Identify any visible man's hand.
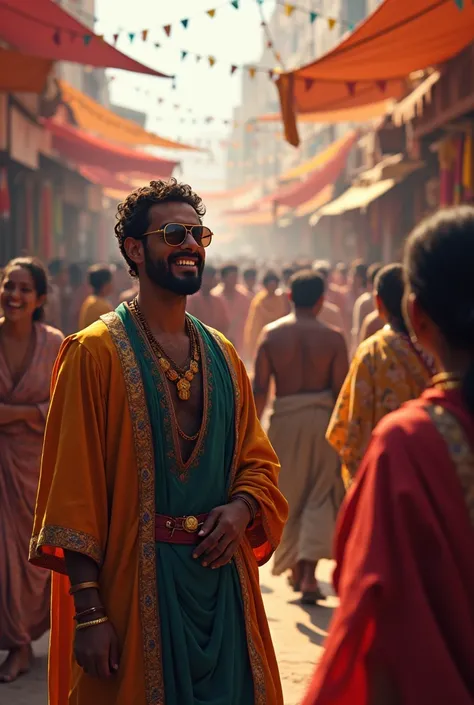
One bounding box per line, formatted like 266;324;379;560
74;620;120;679
193;500;252;569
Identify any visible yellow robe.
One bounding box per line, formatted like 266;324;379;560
327;326;432;487
29;317;288;705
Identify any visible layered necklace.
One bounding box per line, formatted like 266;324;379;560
130;298;200;403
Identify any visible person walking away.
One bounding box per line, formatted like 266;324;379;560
351;263;383;355
244;270;291;363
242;267;259;297
30;179;288;705
253;270;348;603
44;258;68;331
66;263;90;335
78;264;114;330
212;264;250;356
327;264;435;488
187;264;230;335
312;261;345;332
0;257;63;683
303;206;474;705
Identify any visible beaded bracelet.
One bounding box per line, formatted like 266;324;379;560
76;616;109;631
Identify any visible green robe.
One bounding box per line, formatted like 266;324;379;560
119;305;254;705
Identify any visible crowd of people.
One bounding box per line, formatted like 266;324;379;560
0;177;473;705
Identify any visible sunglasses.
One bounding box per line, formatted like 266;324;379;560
141;223;213;248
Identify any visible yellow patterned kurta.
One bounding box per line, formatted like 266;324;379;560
327;326;432;487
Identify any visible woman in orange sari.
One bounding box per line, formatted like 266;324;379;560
303;206;474;705
0;258;63;682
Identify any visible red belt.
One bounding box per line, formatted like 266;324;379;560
154;513;208;544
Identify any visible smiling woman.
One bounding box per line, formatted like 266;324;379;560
0;257;63;684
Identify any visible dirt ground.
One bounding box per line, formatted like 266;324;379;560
1;559;334;705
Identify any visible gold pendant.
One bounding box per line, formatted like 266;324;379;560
167;369;179;382
190;360;199;374
177;378;191;393
159;358;170;372
185;370;194;382
178;388;191;401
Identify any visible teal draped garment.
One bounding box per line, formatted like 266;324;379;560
118;305;254;705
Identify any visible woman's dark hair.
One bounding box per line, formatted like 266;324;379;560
404;206;474;413
114;178;206;277
290;269;324;308
2;257;48;322
374;264;408;335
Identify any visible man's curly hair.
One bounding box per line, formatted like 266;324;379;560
114;178;206;277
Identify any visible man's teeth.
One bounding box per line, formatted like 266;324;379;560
8;302;21;308
174;259;196;267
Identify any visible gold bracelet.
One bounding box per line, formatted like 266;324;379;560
69;581;100;596
76;616;109;631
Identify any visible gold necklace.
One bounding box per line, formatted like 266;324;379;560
431;372;462;390
130;298;200;402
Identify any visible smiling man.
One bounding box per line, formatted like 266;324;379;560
30;179;287;705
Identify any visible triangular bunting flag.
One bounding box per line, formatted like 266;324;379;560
208;56;216;66
275;51;281;61
328;18;336;30
207;9;216;18
83;34;92;45
97;34;104;41
52;29;61;45
154;42;161;48
454;0;464;8
231;0;239;8
196;55;202;63
113;33;119;43
284;4;295;17
346;81;356;96
304;78;313;92
158;97;164;104
376;80;387;93
141;30;149;41
181;50;188;60
128;33;135;42
181;18;189;28
310;11;318;23
163;25;171;37
266;39;273;49
348;22;355;31
268;70;275;81
248;67;257;79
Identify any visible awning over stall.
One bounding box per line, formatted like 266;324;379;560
0;48;53;93
319;180;396;216
277;0;474;146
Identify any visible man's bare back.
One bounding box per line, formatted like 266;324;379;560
253;312;348;417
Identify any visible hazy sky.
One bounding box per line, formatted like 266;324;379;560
95;0;277;186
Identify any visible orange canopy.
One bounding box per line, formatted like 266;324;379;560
277;0;474;146
59;81;199;152
0;47;53;93
257;99;393;126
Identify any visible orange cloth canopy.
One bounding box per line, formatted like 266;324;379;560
58;81;199;151
45;119;178;176
0;0;168;77
0;48;53;93
257;100;393;126
278;0;474;146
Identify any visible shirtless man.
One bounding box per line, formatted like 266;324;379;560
253;270;348;603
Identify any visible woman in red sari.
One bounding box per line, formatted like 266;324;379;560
0;258;63;682
303;206;474;705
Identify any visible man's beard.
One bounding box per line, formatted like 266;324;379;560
144;245;204;296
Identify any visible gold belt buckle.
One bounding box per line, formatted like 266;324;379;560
183;515;199;533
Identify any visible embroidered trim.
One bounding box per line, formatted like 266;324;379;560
101;312;163;705
207;329;268;702
234;551;267;705
426;404;474;528
29;526;102;566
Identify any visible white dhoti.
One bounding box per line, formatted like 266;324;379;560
269;391;344;576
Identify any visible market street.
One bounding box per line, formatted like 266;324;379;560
1;560;335;705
